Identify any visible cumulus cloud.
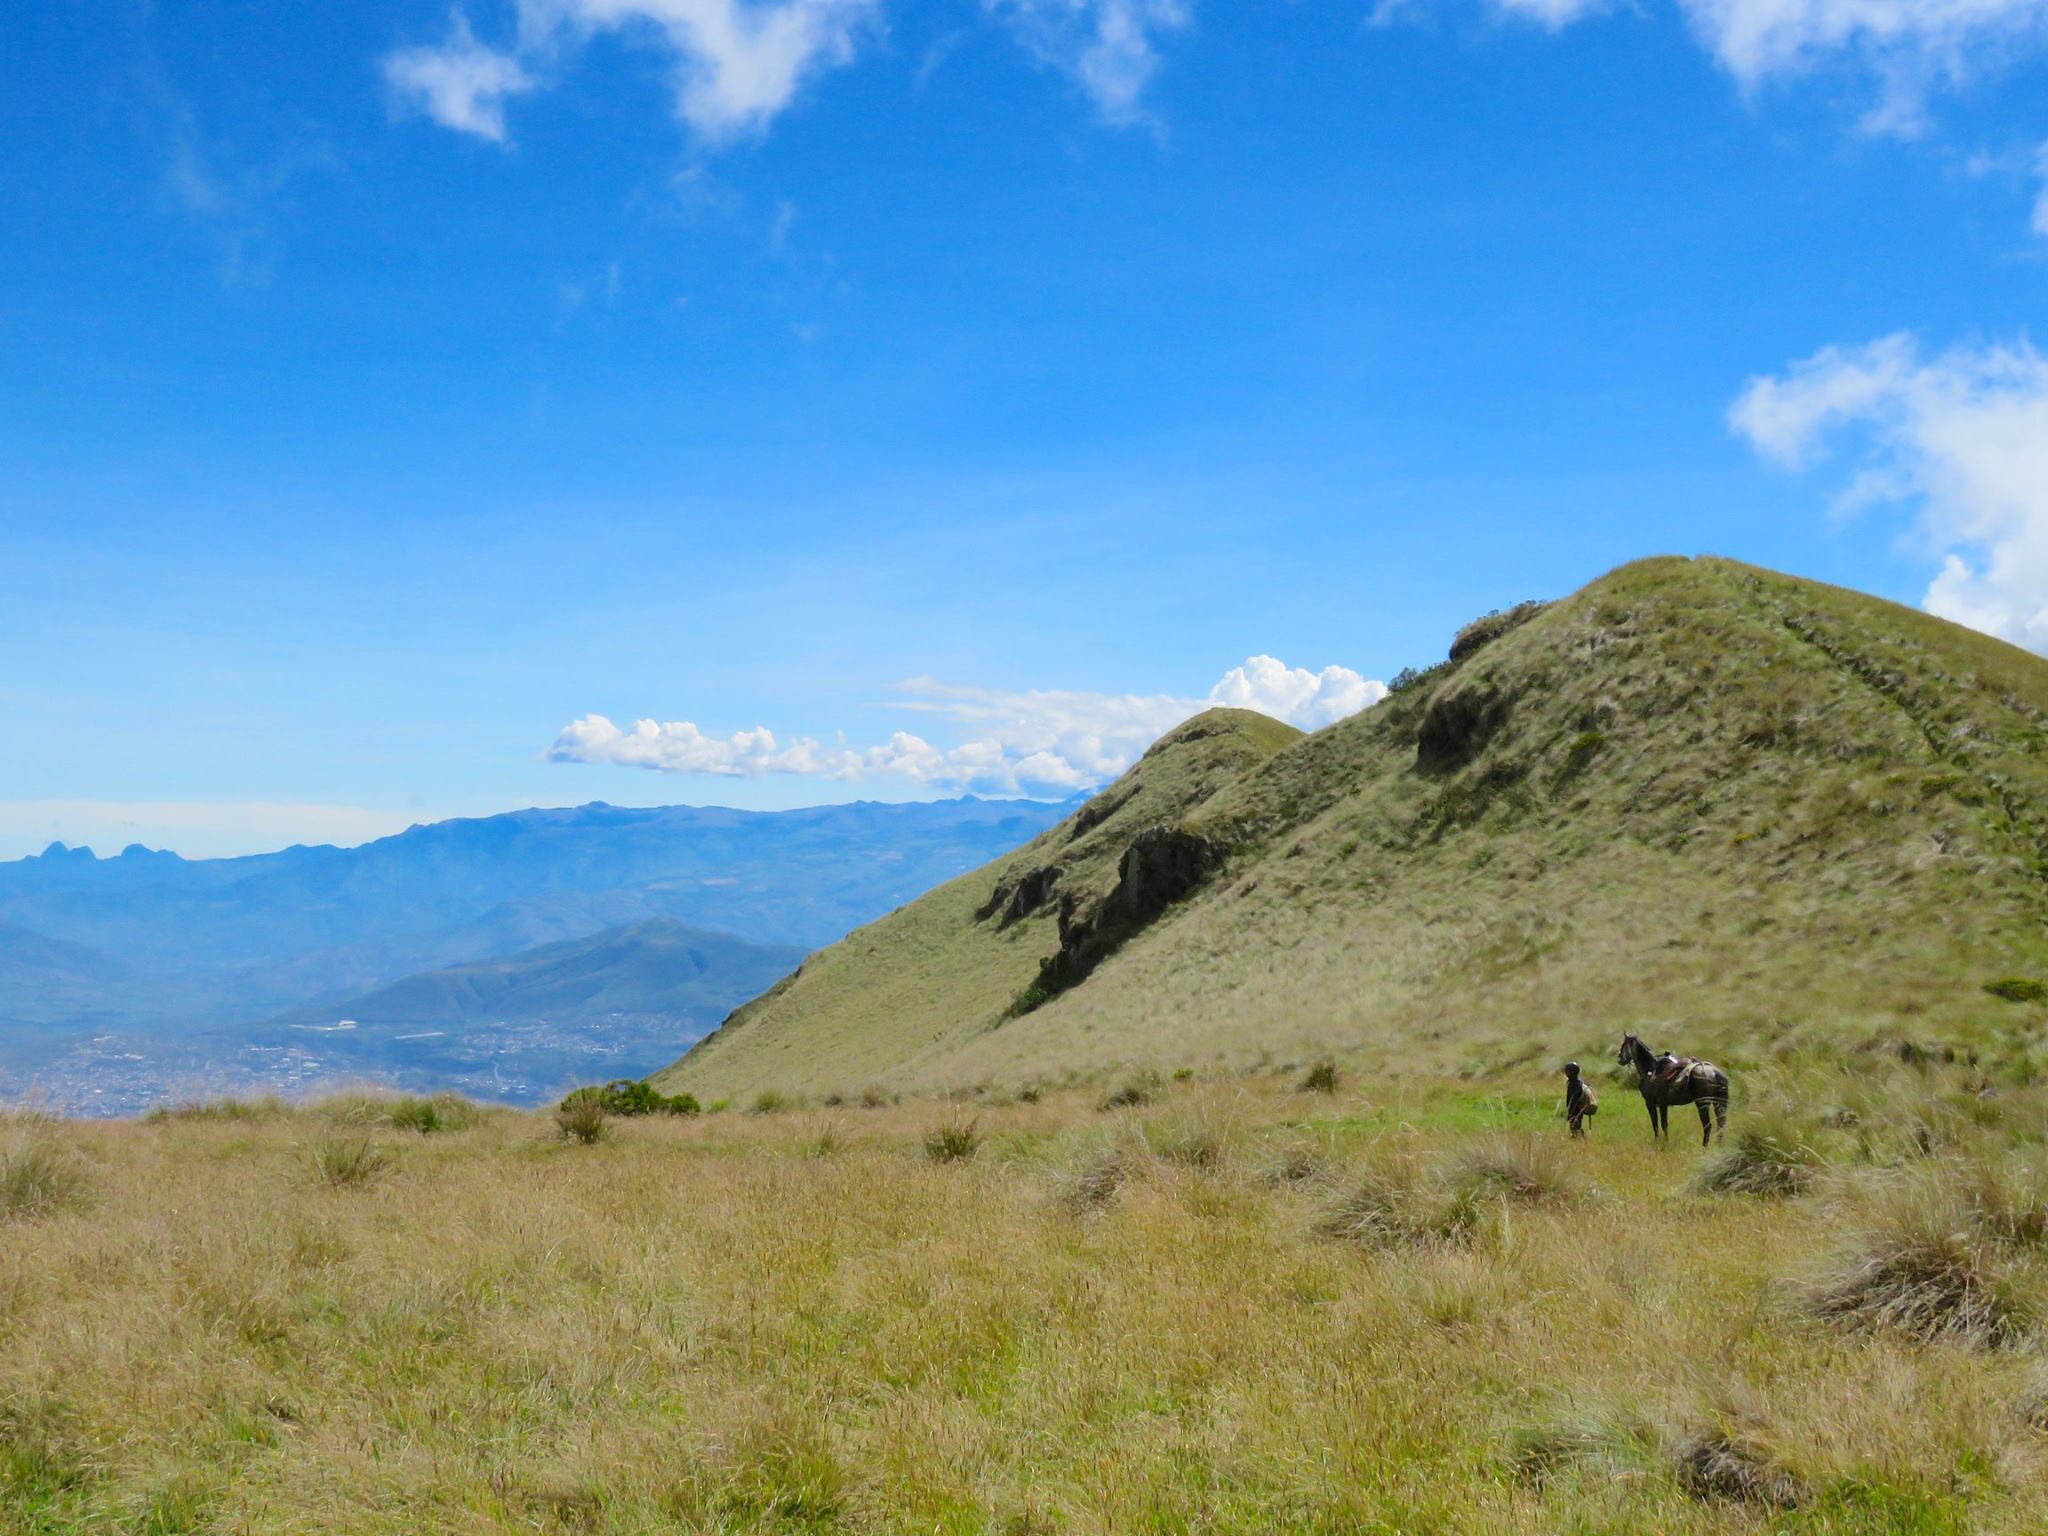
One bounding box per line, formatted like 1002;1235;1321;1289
1731;332;2048;651
384;13;536;142
1207;656;1387;727
549;655;1385;795
987;0;1189;123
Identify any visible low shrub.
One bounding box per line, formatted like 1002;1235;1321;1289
560;1080;699;1118
1986;977;2048;1004
859;1085;896;1109
1298;1059;1339;1094
1098;1071;1161;1112
749;1090;797;1116
311;1137;392;1189
555;1099;609;1146
0;1134;88;1220
923;1120;981;1163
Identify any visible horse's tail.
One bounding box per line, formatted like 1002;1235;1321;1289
1697;1064;1731;1114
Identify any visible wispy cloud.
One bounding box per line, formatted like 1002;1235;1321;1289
1732;332;2048;652
986;0;1189;124
384;11;536;143
548;656;1386;794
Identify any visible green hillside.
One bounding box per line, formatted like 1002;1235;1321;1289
659;556;2048;1100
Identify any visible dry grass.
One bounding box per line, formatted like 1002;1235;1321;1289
1;1074;2045;1532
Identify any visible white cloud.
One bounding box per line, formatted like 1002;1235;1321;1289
1207;656;1388;727
1678;0;2048;109
1731;332;2048;651
987;0;1188;123
384;13;536;143
549;654;1384;795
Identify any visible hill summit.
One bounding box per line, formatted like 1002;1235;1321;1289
659;556;2048;1099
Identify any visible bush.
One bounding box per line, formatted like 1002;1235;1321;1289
1097;1071;1161;1112
858;1085;896;1109
923;1120;980;1163
1986;977;2048;1004
559;1080;699;1118
749;1090;797;1116
1298;1059;1339;1094
311;1137;392;1188
555;1099;609;1146
0;1134;87;1220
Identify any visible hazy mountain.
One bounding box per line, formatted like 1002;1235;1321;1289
659;557;2048;1100
0;796;1074;1034
272;918;803;1032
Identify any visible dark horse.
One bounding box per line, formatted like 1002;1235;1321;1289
1618;1033;1730;1146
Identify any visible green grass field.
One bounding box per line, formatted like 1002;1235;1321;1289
7;1051;2048;1534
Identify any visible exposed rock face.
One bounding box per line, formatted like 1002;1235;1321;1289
1021;826;1221;1009
976;864;1064;928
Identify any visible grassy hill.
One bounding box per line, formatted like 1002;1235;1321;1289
659;556;2048;1101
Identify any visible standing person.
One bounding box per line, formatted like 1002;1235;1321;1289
1562;1061;1598;1139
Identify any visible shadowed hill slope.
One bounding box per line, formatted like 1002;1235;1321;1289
659;557;2048;1100
269;919;805;1031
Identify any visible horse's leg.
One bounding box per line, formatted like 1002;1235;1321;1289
1646;1098;1660;1139
1714;1097;1728;1142
1698;1100;1712;1148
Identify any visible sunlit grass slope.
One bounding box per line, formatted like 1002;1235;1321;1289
7;1060;2048;1533
662;555;2048;1103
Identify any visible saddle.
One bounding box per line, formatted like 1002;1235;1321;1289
1649;1054;1696;1091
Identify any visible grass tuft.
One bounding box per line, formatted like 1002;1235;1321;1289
554;1098;608;1145
0;1133;88;1220
1673;1432;1800;1508
1692;1108;1823;1197
309;1137;392;1189
922;1120;980;1164
1297;1059;1339;1094
1804;1157;2048;1346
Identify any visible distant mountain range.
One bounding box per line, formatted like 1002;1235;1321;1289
0;797;1072;1110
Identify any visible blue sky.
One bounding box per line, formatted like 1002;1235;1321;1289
3;0;2045;857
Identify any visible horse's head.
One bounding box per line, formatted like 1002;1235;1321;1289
1617;1033;1639;1068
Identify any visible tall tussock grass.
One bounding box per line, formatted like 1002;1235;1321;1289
1805;1151;2048;1346
0;1131;88;1220
1321;1134;1581;1249
1692;1104;1824;1197
309;1136;393;1189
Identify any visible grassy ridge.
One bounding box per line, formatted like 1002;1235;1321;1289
662;556;2048;1103
5;1061;2048;1532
